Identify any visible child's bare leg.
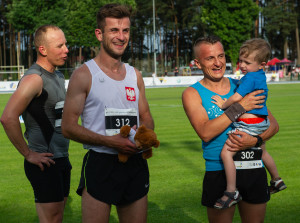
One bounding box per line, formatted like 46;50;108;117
261;143;280;180
261;143;287;194
214;141;241;208
221;143;237;193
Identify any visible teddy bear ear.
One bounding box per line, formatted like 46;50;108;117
154;140;160;148
138;125;147;133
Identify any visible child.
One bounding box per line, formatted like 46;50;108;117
211;38;286;209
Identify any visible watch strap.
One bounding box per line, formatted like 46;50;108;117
253;135;263;147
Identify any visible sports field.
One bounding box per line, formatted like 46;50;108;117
0;83;299;223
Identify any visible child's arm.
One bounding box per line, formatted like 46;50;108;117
212;92;243;109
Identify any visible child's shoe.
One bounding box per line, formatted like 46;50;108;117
214;190;242;209
270;178;287;194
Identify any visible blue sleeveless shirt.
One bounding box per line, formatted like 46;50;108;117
191;78;239;171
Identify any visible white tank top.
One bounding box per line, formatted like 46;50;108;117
82;59;140;154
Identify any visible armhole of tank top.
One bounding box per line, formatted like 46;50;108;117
85;60;105;100
86;60;105;80
125;63;137;83
25;67;42;76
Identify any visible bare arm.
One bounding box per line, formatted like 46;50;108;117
0;75;54;171
135;68;154;130
182;87;233;142
182;87;266;142
61;65;137;154
212;92;243;109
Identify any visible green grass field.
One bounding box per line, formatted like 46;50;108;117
0;83;299;223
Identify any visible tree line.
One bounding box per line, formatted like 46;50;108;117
0;0;299;79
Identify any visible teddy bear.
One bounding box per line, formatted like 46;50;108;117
118;125;160;163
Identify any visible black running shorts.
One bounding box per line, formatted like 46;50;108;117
202;168;270;207
24;157;72;203
77;150;149;205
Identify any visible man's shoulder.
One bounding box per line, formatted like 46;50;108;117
21;63;43;83
25;63;42;76
16;72;43;98
68;63;91;91
182;85;199;98
125;63;138;74
73;63;90;76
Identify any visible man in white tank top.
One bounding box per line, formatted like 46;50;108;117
62;3;154;223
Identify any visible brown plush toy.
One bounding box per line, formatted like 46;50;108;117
119;125;160;163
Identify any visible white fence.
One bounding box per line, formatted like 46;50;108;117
0;72;279;93
0;66;25;81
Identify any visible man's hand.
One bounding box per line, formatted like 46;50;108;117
225;130;257;152
108;134;138;155
25;150;55;171
211;95;227;109
239;90;265;111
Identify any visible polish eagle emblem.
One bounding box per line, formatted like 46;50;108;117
125;87;136;101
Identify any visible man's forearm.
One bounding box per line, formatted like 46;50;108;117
2;121;30;158
139;112;154;130
62;122;108;147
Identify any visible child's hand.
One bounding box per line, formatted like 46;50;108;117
211;95;227;109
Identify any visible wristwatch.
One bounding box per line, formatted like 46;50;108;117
253;135;263;147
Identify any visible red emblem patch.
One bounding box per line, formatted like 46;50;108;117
125;87;136;101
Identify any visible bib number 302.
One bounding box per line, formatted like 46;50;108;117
234;148;263;169
240;151;254;160
233;148;262;162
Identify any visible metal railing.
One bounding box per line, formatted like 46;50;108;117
0;66;25;80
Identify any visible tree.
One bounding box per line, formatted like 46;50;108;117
1;0;10;73
263;0;297;60
130;0;152;69
6;0;69;67
200;0;259;68
154;0;198;70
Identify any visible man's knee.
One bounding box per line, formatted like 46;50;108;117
36;202;65;223
81;189;111;223
117;196;148;223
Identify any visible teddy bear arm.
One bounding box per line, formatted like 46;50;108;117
142;149;153;160
154;140;160;148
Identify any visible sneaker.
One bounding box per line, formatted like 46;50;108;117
270;178;287;194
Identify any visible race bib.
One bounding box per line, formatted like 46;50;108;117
233;148;263;169
105;108;138;136
55;101;64;128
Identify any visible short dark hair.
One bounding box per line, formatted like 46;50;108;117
34;24;61;49
193;35;221;48
239;38;271;63
193;35;223;58
97;4;131;31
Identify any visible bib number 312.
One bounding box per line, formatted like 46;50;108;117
105;108;138;136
